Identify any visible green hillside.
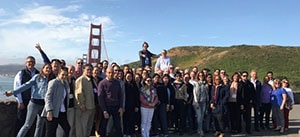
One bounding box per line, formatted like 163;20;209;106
127;45;300;90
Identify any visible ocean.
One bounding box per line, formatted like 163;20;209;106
0;76;14;99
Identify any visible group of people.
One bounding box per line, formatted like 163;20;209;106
3;42;295;137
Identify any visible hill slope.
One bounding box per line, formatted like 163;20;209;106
129;45;300;90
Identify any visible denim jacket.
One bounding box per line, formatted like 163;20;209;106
13;74;48;100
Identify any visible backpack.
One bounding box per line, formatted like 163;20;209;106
285;92;293;110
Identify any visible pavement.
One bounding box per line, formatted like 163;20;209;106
171;105;300;137
92;105;300;137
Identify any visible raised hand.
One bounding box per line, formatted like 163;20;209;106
35;43;42;51
3;91;13;97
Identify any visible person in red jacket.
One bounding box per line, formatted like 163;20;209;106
139;77;159;137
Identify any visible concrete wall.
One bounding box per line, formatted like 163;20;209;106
0;98;17;137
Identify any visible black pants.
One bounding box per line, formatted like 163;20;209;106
253;104;260;129
99;106;123;137
228;102;240;131
175;99;186;133
123;107;137;135
213;113;224;133
239;105;252;133
186;103;196;131
45;112;70;137
152;103;168;135
260;103;271;128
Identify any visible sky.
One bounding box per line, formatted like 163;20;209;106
0;0;300;65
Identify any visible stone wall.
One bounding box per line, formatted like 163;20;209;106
0;98;17;137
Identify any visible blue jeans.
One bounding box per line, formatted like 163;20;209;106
204;107;215;132
194;102;206;132
17;101;44;137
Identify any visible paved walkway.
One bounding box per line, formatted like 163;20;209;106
92;105;300;137
171;105;300;137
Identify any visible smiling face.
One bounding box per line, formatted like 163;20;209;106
273;79;281;89
67;65;75;77
232;73;240;82
25;57;36;70
42;64;52;76
58;68;68;81
83;65;92;77
92;67;100;77
214;75;221;85
76;59;83;68
145;78;152;86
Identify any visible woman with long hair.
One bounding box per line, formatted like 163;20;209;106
193;71;208;137
210;75;229;137
228;72;240;133
281;78;295;131
123;72;140;136
139;77;159;137
5;64;52;137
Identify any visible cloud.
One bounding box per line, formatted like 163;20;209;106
130;38;144;43
0;3;116;65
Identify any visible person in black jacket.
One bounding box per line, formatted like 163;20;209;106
164;75;176;133
249;70;262;132
151;74;169;137
237;71;255;134
139;41;156;68
123;72;140;136
184;73;196;134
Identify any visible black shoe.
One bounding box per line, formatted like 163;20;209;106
255;128;260;132
246;131;252;134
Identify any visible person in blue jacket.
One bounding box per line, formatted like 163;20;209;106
4;64;52;137
209;75;229;137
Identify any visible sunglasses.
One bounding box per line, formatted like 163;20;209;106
283;81;289;84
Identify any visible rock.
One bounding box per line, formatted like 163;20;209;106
0;98;18;137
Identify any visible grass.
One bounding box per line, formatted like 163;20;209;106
124;45;300;90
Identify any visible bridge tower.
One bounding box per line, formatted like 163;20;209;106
87;23;102;65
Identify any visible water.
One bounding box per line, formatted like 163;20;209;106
0;76;14;99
